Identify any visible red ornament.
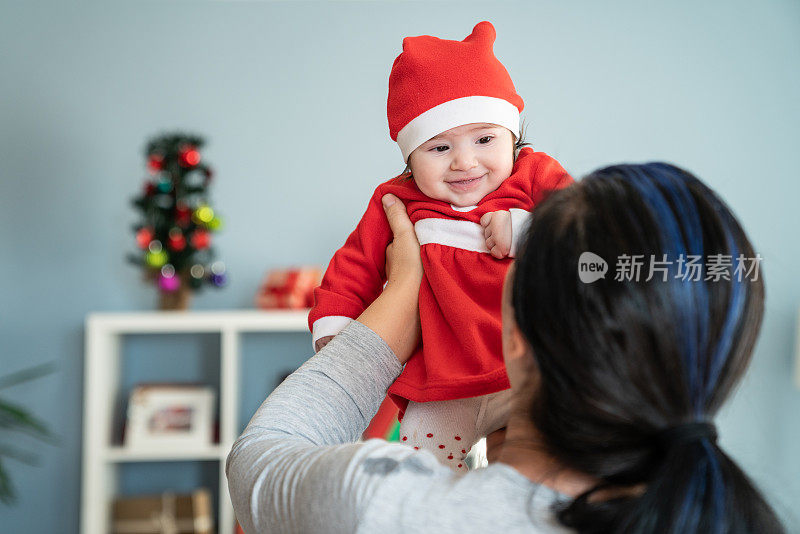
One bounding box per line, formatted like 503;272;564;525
176;203;192;227
142;181;156;196
179;145;201;167
136;227;154;249
147;154;164;173
168;228;186;251
191;229;210;250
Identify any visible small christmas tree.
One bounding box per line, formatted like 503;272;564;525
128;132;227;309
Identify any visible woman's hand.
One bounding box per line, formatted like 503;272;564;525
383;194;423;287
355;194;423;364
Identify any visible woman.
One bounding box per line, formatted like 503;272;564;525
226;163;784;533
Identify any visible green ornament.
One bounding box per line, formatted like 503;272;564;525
194;204;214;224
145;249;168;268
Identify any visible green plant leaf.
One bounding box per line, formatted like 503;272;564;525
0;400;58;443
0;362;57;390
0;458;17;505
0;442;38;466
0;363;59;507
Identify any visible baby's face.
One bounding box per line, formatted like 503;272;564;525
407;123;515;207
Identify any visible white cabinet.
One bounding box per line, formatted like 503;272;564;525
80;310;310;534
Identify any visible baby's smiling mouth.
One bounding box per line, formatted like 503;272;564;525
446;174;486;192
446;174;485;185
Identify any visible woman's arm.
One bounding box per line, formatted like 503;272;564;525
356;193;422;364
225;321;404;532
308;186;396;350
315;191;422;353
225;194;422;533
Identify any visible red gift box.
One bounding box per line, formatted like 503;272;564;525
255;267;321;309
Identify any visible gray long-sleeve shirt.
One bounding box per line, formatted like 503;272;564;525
225;320;572;533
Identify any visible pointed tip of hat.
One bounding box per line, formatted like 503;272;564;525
467;21;496;44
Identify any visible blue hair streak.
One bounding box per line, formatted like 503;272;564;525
612;163;731;534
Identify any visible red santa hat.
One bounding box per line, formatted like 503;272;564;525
387;21;524;162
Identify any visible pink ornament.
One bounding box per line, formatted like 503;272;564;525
158;272;181;292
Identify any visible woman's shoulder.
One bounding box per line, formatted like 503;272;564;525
354;441;573;533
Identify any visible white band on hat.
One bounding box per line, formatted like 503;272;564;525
396;96;521;162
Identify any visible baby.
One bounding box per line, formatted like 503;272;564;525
309;21;573;471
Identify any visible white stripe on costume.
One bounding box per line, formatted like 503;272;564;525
450;204;477;212
508;208;532;258
414;218;490;254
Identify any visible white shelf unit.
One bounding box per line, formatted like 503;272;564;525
80;309;311;534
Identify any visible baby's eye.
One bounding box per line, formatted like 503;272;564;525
429;145;449;153
477;136;494;144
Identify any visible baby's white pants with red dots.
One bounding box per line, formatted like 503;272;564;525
398;388;514;472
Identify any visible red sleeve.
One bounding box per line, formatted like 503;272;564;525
508;153;574;258
530;154;574;205
307;186;392;333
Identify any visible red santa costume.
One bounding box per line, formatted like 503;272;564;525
308;22;573;470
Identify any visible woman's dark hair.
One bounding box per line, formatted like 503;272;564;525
511;163;783;533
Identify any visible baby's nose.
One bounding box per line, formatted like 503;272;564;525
449;148;478;171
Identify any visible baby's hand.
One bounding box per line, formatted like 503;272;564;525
480;210;513;259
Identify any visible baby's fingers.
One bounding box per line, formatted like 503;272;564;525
480;212;493;228
489;245;506;259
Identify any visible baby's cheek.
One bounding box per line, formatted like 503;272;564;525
413;178;450;203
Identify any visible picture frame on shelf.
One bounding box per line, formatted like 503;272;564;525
124;383;216;450
112;487;214;534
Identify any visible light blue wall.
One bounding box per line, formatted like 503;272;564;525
1;1;798;531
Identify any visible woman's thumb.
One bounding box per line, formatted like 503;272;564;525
382;194;412;234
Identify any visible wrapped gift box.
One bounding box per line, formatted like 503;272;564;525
112;488;213;534
255;267;321;309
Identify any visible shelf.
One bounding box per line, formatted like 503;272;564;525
81;308;313;534
105;445;230;463
87;309;310;333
